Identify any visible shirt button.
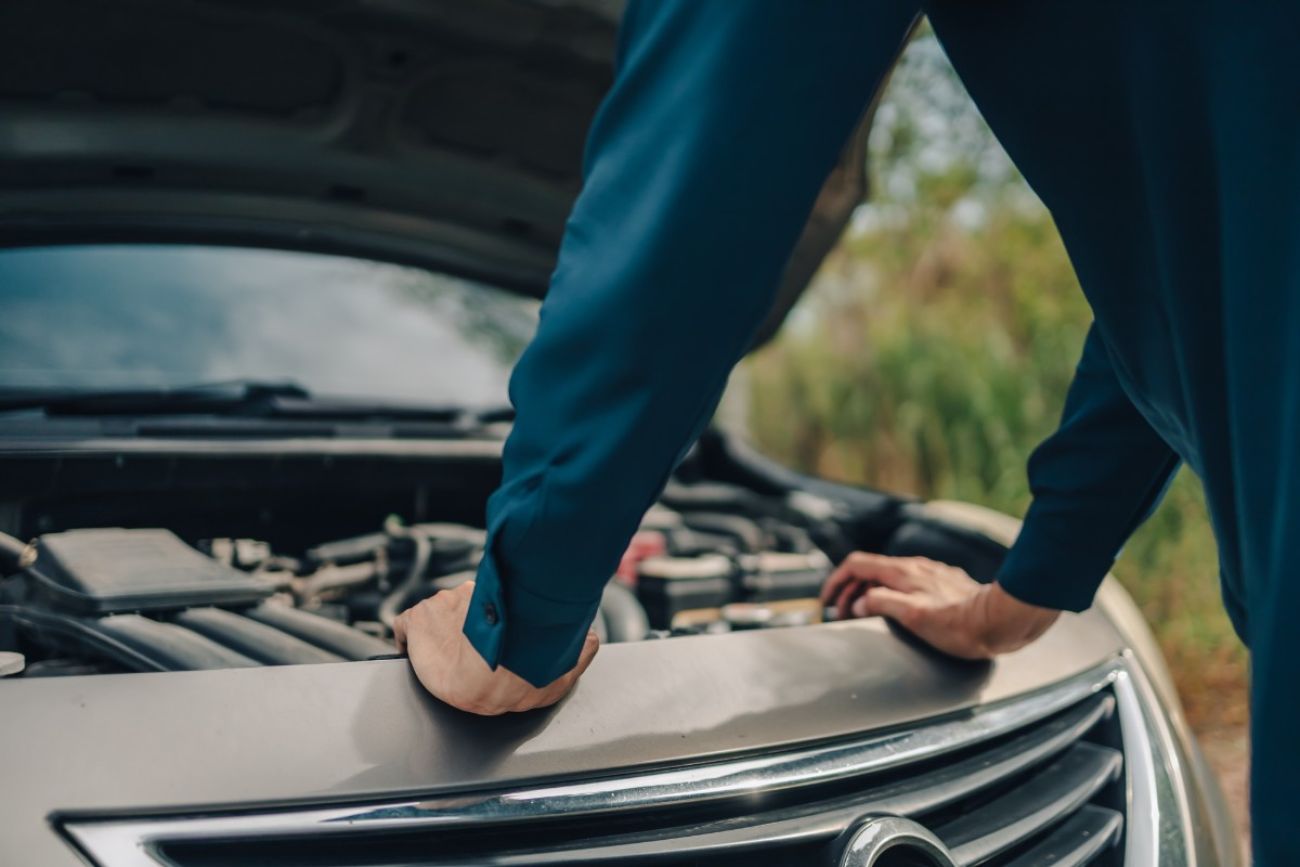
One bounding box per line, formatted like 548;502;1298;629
483;602;500;626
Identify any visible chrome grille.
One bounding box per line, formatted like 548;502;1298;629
63;661;1133;867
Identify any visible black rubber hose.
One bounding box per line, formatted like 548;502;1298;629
600;581;651;643
378;532;432;628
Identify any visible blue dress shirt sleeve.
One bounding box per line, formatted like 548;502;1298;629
996;324;1181;611
462;0;920;687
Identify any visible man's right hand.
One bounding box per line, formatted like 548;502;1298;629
820;553;1061;660
394;581;600;716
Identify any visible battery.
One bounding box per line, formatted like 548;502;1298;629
635;554;734;630
740;550;832;602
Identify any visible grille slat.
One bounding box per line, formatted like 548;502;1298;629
1000;805;1124;867
938;742;1123;865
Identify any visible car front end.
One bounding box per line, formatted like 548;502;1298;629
0;2;1237;864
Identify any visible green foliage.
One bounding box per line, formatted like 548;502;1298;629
749;183;1089;510
741;26;1245;726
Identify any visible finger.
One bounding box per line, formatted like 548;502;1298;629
820;553;875;604
392;611;409;654
853;586;918;627
572;630;601;677
847;552;917;592
829;552;917;596
820;554;871;604
820;561;856;604
835;578;869;621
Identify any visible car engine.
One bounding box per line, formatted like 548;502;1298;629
0;479;853;677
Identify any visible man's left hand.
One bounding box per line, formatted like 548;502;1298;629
820;553;1060;659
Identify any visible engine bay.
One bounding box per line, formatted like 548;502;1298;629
0;481;862;677
0;432;1008;679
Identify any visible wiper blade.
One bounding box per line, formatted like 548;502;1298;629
0;380;513;425
0;380;310;415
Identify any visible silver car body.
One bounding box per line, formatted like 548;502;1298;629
0;1;1238;864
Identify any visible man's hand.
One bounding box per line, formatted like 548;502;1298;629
393;581;599;715
820;553;1060;659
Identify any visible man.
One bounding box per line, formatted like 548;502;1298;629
393;2;1300;861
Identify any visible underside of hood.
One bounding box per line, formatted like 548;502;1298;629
0;0;876;346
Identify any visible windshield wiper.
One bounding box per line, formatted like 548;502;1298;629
0;380;512;425
0;380;311;415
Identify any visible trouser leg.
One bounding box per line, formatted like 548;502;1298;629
1208;5;1300;862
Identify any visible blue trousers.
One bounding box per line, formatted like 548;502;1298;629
461;3;1300;860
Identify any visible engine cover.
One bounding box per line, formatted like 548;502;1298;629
25;528;276;615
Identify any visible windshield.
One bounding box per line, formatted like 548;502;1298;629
0;245;539;406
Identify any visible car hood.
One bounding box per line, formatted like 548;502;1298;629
1;612;1124;865
0;0;874;346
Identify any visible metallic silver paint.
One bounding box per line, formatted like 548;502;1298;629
3;609;1122;865
62;662;1121;867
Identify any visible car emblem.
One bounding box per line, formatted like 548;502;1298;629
832;815;958;867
